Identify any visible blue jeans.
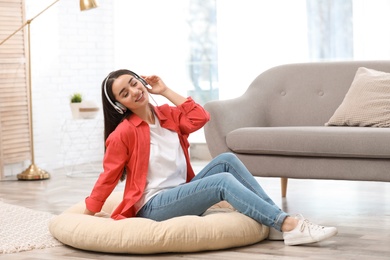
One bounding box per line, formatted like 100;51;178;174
136;152;288;231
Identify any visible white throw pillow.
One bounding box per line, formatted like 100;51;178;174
326;67;390;127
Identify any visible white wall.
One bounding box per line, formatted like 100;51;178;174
4;0;115;176
113;0;191;104
353;0;390;59
112;0;205;142
216;0;309;100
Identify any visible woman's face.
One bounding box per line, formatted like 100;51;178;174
111;74;149;111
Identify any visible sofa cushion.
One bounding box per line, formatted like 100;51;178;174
326;67;390;127
226;126;390;158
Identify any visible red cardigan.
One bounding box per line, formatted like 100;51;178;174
85;97;210;220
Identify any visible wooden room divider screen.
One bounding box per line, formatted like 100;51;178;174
0;0;31;179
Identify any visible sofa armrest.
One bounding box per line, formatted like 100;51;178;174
204;95;266;157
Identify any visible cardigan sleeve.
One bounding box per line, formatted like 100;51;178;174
158;97;210;135
85;136;128;213
177;97;210;134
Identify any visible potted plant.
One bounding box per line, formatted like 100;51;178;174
70;93;83;119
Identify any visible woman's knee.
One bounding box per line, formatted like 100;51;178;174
211;173;244;200
214;172;238;187
216;152;238;163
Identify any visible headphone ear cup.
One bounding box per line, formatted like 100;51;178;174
115;102;127;112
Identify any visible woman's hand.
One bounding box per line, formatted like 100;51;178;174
141;75;168;95
142;74;187;106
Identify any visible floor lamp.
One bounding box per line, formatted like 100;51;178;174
0;0;98;180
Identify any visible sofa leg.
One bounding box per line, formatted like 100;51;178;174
281;177;288;197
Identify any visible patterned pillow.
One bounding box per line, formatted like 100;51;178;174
326;67;390;127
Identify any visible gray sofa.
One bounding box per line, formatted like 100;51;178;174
204;60;390;197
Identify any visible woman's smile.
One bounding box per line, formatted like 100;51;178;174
135;92;144;102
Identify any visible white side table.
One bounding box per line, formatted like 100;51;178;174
60;117;104;177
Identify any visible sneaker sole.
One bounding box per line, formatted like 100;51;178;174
284;228;338;246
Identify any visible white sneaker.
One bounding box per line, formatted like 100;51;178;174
283;214;338;246
268;228;284;241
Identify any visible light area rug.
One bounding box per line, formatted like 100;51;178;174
0;201;62;254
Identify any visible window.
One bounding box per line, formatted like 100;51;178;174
113;0;390;143
186;0;218;105
306;0;353;60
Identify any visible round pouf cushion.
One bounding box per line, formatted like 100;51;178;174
49;192;269;254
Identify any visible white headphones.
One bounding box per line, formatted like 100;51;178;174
103;70;149;114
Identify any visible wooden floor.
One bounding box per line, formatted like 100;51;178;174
0;161;389;260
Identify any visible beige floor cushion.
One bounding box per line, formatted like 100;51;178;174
49;192;269;254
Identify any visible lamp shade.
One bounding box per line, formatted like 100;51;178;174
80;0;98;11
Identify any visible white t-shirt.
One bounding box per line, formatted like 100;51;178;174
134;115;187;212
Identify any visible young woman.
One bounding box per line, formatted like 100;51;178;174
84;69;338;246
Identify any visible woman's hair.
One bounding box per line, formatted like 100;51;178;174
101;69;135;142
101;69;136;182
